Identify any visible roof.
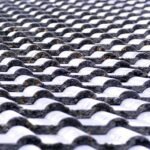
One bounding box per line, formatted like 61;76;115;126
0;0;150;149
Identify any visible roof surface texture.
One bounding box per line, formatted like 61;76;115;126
0;0;150;149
